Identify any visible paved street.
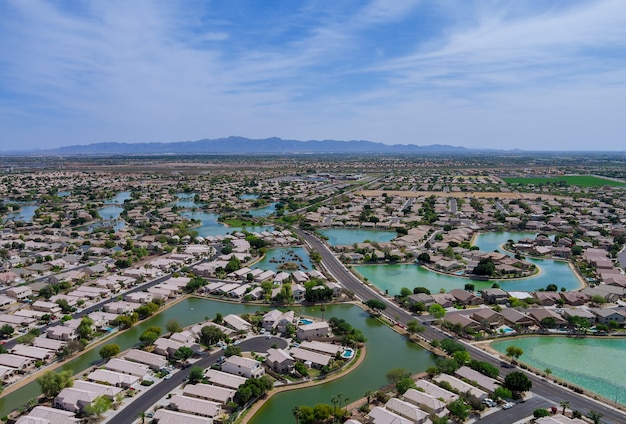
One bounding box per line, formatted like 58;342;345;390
298;229;626;424
108;336;288;424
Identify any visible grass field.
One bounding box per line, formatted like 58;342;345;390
502;175;625;187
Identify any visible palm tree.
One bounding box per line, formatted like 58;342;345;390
292;406;302;424
138;411;146;424
587;410;603;424
365;390;374;404
559;400;570;415
545;368;552;379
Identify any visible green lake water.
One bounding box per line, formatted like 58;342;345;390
491;336;626;406
252;247;313;273
355;231;582;296
318;228;397;246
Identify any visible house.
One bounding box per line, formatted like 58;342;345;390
124;349;168;370
430;293;455;308
183;383;235;404
6;286;32;300
265;348;295;374
54;388;99;412
443;314;481;331
534;291;562;306
455;366;500;392
385;398;431;424
47;325;78;341
563;309;596;326
0;353;35;371
528;309;568;328
169;394;222;418
296;322;330;340
299;340;342;356
560;291;588;306
591;308;625;326
16;405;79;424
448;289;484;306
153;337;185;357
481;288;509;304
153;409;213;424
10;345;54;361
402;388;447;417
367;406;413;424
289;347;332;369
470;309;502;328
500;308;535;328
222;314;252;333
105;358;150;378
205;369;247;390
32;336;66;352
87;369;138;388
434;374;487;400
221;355;265;379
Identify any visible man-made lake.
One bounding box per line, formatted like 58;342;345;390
318;228;397;246
248;202;277;217
0;299;434;420
180;210;273;237
175;193;198;209
355;231;583;295
2;205;38;223
252;247;313;273
104;191;131;205
491;336;626;406
97;205;124;221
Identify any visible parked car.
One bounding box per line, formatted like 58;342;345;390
502;402;514;410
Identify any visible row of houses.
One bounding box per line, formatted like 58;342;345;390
444;304;625;333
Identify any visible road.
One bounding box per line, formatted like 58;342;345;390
297;229;626;424
108;336;288;424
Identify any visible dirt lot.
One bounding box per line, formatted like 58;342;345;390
356;190;565;200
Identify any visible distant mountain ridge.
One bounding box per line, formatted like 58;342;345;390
23;136;471;155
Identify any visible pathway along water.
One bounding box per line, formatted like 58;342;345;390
0;298;434;419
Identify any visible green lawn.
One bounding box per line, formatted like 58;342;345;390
502;175;625;187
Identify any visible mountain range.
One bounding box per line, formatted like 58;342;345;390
10;137;471;155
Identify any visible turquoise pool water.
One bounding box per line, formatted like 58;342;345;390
492;336;626;405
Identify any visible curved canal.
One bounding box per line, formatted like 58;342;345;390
0;298;435;419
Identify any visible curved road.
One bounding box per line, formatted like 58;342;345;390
297;229;626;424
108;336;287;424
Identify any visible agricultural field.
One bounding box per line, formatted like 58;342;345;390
502;175;625;187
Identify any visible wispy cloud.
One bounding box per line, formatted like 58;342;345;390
0;0;624;150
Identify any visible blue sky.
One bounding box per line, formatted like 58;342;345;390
1;0;625;151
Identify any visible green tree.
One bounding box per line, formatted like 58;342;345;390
199;325;225;346
0;324;14;338
188;366;204;384
84;395;111;417
77;317;94;340
534;408;550;418
447;399;470;421
139;328;160;346
504;371;532;393
453;350;471;365
213;313;223;324
406;320;425;336
428;304;446;319
99;344;120;361
586;410;603;424
364;299;387;310
559;400;570;415
505;345;524;363
165;319;182;333
38;370;74;398
396;377;416;394
174;346;194;362
493;386;512;400
224;345;241;357
386;368;412;384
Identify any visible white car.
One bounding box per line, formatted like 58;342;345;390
502;402;514;409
